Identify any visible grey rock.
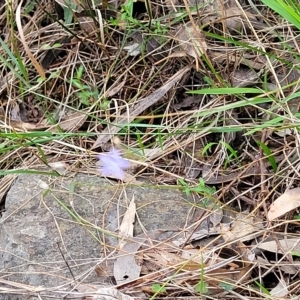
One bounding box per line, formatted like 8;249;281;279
0;174;206;299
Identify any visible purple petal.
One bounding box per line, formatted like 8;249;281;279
109;149;130;166
97;148;130;180
101;164;125;179
109;148;121;156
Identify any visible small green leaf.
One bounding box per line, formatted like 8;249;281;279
178;179;188;187
219;282;234;291
76;65;84;80
152;283;166;293
40;43;62;50
291;251;300;257
194;280;208;294
37;77;45;83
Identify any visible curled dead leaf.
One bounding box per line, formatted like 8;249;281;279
175;22;207;59
202;0;261;32
0;115;49;131
48;111;87;132
227;68;259;88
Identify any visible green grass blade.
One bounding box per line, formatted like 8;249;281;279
0;169;59;176
195;98;273;117
188;87;263;95
257;141;278;172
261;0;300;30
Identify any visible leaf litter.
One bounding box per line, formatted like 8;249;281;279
1;0;300;298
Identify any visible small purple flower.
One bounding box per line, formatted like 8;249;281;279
97;148;130;180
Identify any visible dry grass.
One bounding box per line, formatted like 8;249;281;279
1;0;300;298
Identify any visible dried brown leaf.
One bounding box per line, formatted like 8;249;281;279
16;3;45;79
176;243;252;294
119;196;136;248
278;263;299;275
258;238;300;254
175;22;207;59
78;16;97;34
209;208;223;229
48;111;87;132
268;187;300;221
113;236;145;284
104;79;126;98
181;155;201;179
221;212;264;242
228;68;259;87
0;115;49;131
202;0;259;32
174;95;202;109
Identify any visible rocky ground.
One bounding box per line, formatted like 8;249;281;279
0;173;211;299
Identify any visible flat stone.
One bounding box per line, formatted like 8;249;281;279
0;173;206;299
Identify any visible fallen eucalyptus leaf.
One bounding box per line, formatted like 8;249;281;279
258;238;300;254
268;187;300;221
119;196;136;248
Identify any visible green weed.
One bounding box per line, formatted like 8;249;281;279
68;65;100;107
194;257;208;294
179;178;216;204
